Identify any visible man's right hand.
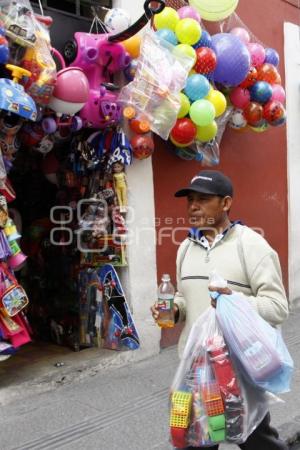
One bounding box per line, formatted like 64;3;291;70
150;303;179;322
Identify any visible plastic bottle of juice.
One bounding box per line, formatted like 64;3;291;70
157;274;175;328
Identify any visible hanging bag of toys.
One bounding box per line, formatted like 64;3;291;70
0;264;28;317
169;305;276;448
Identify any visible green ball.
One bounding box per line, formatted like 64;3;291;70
190;99;216;126
178;93;191;118
173;44;196;65
196;121;218;142
175;18;202;46
154;7;180;31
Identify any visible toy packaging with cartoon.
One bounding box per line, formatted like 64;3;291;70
0;0;287;360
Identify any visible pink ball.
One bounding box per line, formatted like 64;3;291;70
229;87;251;109
271;84;286;103
177;6;201;22
247;43;266;68
230;27;250;45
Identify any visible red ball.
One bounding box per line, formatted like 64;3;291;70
263;100;286;124
194;47;217;74
257;63;280;85
239;66;258;88
243;102;264;126
170;118;197;144
130;134;154;160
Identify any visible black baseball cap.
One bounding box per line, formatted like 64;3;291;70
175;170;233;198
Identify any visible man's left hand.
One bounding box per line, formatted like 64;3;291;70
209;286;232;308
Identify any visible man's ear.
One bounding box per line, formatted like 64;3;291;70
222;196;233;212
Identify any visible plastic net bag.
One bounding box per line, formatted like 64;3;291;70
170;307;270;448
215;291;294;394
119;29;194;140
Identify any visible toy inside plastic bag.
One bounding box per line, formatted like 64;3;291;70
119;29;194;140
170;307;271;448
215;291;293;394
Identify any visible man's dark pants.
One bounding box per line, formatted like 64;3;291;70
183;413;288;450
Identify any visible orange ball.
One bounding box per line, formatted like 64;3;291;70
121;35;141;59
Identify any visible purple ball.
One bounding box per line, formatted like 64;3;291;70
177;6;201;22
212;33;250;87
264;48;280;67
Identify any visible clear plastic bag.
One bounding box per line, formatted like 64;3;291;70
119;29;194;140
170;307;270;448
215;292;294;394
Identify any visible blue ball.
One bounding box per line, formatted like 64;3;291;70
250;81;273;104
156;29;178;46
184;74;210;102
193;30;213;49
264;48;280;67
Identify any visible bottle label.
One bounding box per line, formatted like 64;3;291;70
158;294;173;311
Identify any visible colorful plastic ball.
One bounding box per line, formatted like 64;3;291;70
104;8;131;34
175;18;202;46
271;84;286;103
193;30;213;49
189;0;239;22
230;27;250;45
131;134;154;160
184;74;210;101
178;5;201;22
196;120;218;141
263;100;286;125
170;118;197;144
264;48;280;67
154;7;180;31
247;43;266;68
229;109;247;129
173;44;196;65
243;101;264;126
124;59;138;81
121;35;141;59
194;47;217;74
190;99;216;126
156;29;178;46
212;33;251;86
257;63;280;84
178;93;191;118
170;135;194;148
205;90;227;117
229;87;250;109
250;81;273;104
239;66;258;88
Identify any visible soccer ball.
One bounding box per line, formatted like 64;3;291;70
104;8;131;34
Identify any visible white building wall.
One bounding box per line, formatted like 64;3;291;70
284;22;300;307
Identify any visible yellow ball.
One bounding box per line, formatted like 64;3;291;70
205;90;227;117
122;35;141;59
173;44;196;65
178;93;191;118
196;121;218;142
154;7;180;31
175;18;202;46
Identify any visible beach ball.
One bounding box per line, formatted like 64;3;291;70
196;121;218;141
239;66;258;88
104;8;131;34
230;27;250;44
189;0;239;21
257;63;280;85
156;29;178;46
154;7;179;31
206;90;227;117
243;101;264;126
229;109;247;129
212;33;250;86
247;43;266;68
194;47;217;74
263;100;286;126
229;87;250;109
250;81;273;104
193;30;213;49
190;99;216;126
271;84;286;103
264;48;280;67
175;18;202;46
184;74;210;101
178;93;191;118
170;118;197;144
178;5;201;22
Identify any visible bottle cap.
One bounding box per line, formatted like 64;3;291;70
162;273;170;282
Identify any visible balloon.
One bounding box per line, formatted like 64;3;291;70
124;59;138;81
190;99;216;126
193;30;213;49
257;63;280;84
212;33;250;86
250;81;273;104
247;43;266;68
173;44;196;65
104;8;131;34
229;87;250;109
175;18;202;46
194;47;217;74
170;118;197;144
131;134;154;160
189;0;239;22
122;35;141;59
239;66;258;88
154;7;180;31
271;84;286;103
263;100;286;126
230;27;250;44
229;109;247;129
206;90;227;117
264;48;280;67
178;5;201;22
196;121;218;141
184;74;210;101
243;102;264;126
178;93;191;118
156;29;178;46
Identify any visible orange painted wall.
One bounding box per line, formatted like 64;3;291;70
152;0;299;346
